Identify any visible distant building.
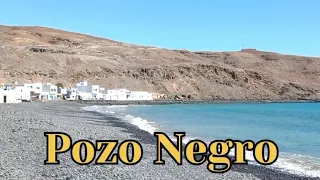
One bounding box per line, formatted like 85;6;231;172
40;83;58;101
76;81;102;100
14;86;31;102
66;88;78;100
24;83;42;94
104;89;130;100
103;89;153;101
76;81;89;87
58;87;68;95
57;87;68;100
0;86;22;103
240;48;257;52
1;84;31;102
0;80;157;102
127;91;153;100
24;83;43;100
78;92;92;100
0;90;19;103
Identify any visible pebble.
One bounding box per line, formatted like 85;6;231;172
0;101;316;180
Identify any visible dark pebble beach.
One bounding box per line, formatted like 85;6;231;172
0;101;318;180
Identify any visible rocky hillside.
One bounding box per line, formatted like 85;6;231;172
0;25;319;100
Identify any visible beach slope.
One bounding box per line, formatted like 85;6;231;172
0;102;316;180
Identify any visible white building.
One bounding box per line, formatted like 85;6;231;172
66;88;78;100
24;83;42;94
14;86;31;102
33;83;43;94
76;81;102;100
76;81;89;86
104;89;130;100
24;83;34;90
58;87;68;95
1;80;155;102
127;91;153;100
102;93;110;100
58;87;68;100
77;81;99;94
95;92;104;100
78;92;92;100
40;83;58;100
0;87;21;103
91;85;101;99
102;89;153;101
1;84;31;102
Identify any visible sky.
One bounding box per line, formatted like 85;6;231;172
0;0;319;57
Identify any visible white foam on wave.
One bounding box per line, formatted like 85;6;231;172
82;105;106;113
226;144;320;178
83;105;128;114
179;139;320;177
82;105;320;178
82;105;158;134
123;114;157;134
270;153;320;177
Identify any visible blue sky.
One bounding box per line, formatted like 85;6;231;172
1;0;319;56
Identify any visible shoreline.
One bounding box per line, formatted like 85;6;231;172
85;105;317;180
0;101;318;179
76;99;320;106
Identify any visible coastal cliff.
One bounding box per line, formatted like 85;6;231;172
0;25;319;100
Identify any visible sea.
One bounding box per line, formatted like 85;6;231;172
83;103;320;178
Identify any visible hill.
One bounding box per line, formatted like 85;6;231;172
0;25;319;100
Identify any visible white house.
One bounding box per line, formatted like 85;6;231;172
58;87;68;100
76;81;89;86
127;91;153;100
24;83;42;94
66;88;78;100
33;83;43;94
1;80;156;102
102;89;153;101
95;92;104;100
91;85;102;99
77;81;99;93
58;87;68;95
104;89;130;100
40;83;58;101
1;84;31;102
14;86;31;102
76;81;102;100
78;92;93;100
102;93;110;100
0;87;21;104
24;83;34;90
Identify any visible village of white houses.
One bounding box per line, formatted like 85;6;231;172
0;81;166;104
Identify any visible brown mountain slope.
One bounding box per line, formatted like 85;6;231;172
0;25;320;100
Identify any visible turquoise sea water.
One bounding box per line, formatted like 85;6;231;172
83;103;320;177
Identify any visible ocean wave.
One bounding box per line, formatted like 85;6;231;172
82;105;320;178
226;143;320;177
123;114;157;134
82;105;158;134
270;152;320;177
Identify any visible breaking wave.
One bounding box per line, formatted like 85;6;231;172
82;105;320;178
82;105;157;134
